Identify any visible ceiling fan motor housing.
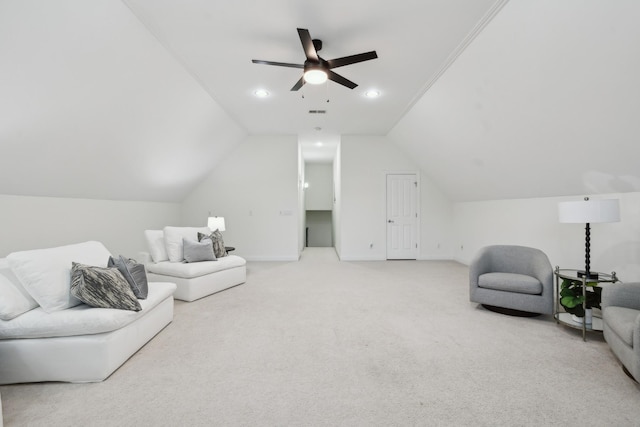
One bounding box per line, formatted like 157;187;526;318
304;59;328;73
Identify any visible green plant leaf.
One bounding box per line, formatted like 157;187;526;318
560;288;572;297
560;295;584;308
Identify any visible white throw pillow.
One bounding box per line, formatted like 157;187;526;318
144;230;168;263
163;226;211;263
6;241;112;313
0;259;39;320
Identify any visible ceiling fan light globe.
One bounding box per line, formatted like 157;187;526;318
304;69;328;85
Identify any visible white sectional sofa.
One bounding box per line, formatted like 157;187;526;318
0;241;176;384
141;227;246;302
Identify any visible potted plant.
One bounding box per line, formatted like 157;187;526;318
559;278;602;323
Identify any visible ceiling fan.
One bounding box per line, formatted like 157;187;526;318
252;28;378;91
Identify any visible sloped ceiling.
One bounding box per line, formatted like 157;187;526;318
0;0;504;203
121;0;502;159
0;0;246;202
389;0;640;202
2;1;638;204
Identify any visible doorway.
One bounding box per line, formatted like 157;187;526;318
305;162;334;247
386;173;418;259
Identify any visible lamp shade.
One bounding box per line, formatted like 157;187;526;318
207;216;226;232
558;199;620;224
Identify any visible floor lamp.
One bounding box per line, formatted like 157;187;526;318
558;197;620;279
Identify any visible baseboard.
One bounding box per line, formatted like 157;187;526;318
338;255;386;261
417;255;455;261
242;255;299;262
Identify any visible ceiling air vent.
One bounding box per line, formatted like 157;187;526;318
308;110;327;114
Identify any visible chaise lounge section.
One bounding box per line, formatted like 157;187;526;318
140;227;246;302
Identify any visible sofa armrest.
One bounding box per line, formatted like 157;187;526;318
602;282;640;311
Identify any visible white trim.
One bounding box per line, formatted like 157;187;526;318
390;0;510;130
338;255;386;261
243;255;299;262
417;255;456;261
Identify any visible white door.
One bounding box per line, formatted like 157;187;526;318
386;174;418;260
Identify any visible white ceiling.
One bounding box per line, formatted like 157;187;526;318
0;0;246;202
2;0;639;203
389;0;640;201
122;0;503;161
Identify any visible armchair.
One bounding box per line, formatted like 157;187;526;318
469;245;554;315
602;282;640;381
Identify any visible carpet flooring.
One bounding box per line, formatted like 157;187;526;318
1;247;639;426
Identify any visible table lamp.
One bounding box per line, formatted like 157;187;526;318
207;216;226;232
558;197;620;279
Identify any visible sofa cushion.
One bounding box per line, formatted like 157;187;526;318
6;241;112;313
0;259;38;320
198;230;227;258
108;255;149;299
147;255;246;279
163;226;211;262
478;272;542;295
144;230;168;263
0;282;176;339
70;263;142;312
605;306;639;347
183;238;216;263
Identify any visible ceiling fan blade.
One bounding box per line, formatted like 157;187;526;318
252;59;304;69
297;28;319;62
327;70;357;89
291;76;306;91
327;51;378;69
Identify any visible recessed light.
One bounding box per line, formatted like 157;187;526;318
315;141;323;147
364;89;381;98
254;89;270;98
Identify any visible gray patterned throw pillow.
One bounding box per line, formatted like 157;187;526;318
70;262;142;311
198;230;227;258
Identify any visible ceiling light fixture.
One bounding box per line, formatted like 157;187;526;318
303;67;328;85
364;89;381;98
254;89;270;98
315;141;323;147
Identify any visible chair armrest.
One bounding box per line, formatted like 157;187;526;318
529;253;553;294
602;282;640;310
469;247;493;284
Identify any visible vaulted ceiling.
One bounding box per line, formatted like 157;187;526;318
1;0;639;203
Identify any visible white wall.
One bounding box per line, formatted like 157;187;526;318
339;135;453;261
0;194;181;258
181;135;299;261
304;163;333;211
298;144;306;257
332;142;342;258
453;192;640;281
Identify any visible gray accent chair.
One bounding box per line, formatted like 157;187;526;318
602;282;640;381
469;245;554;315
